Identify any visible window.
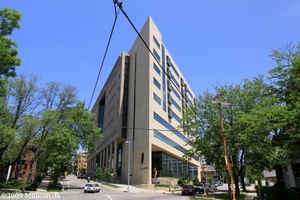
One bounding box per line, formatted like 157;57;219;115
154;130;187;154
153;78;161;90
162;45;166;112
153;93;161;105
153;112;189;143
153;49;160;62
141;152;144;164
168;82;181;100
170;75;180;88
153;36;160;49
167;56;180;77
152;151;198;180
169;108;181;124
153;62;161;75
169;95;181;112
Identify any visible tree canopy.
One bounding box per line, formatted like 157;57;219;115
0;8;21;77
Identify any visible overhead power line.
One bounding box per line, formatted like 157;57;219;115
88;2;120;110
113;0;195;113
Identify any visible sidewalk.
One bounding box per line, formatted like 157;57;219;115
93;181;181;194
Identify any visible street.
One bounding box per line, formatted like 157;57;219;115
0;175;190;200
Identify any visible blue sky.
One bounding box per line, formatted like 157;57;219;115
2;0;300;107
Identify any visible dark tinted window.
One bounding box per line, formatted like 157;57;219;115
153;36;160;49
153;112;189;143
153;93;161;105
153;49;160;62
153;62;161;75
153;78;161;90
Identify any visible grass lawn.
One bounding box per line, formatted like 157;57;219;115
97;181;121;188
0;189;19;195
190;193;246;200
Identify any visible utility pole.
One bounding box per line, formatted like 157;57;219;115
213;92;236;200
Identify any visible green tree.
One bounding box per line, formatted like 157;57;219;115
182;77;272;199
0;74;100;185
193;176;200;185
0;8;21;77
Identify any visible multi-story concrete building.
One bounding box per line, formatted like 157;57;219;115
87;17;200;185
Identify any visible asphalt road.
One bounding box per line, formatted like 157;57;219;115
0;187;189;200
59;188;190;200
0;175;190;200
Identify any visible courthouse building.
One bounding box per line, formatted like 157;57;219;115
87;17;201;184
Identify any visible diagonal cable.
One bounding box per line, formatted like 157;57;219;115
88;2;120;110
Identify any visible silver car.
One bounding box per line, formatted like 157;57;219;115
84;183;101;193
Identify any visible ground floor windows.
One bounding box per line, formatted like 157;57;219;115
152;151;198;180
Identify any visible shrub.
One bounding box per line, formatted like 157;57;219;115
95;168;103;180
258;186;299;200
0;179;29;190
25;176;43;191
47;181;62;191
178;176;188;187
104;168;112;182
193;177;200;185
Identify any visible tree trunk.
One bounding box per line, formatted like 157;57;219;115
227;175;233;200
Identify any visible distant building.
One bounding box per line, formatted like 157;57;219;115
87;17;204;185
77;152;87;175
10;146;38;183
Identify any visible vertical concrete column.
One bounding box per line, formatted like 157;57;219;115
113;141;117;173
110;143;113;169
104;147;108;168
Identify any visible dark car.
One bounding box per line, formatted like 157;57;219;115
77;174;87;179
194;183;204;194
181;185;195;195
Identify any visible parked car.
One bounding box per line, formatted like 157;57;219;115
78;174;87;179
181;185;195;195
205;184;217;192
194;183;204;194
84;183;101;193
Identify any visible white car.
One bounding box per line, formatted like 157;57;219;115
84;183;101;193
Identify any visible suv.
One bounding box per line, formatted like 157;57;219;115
181;185;195;195
194;183;204;194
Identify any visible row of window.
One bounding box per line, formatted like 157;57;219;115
167;56;180;78
153;62;160;75
170;73;180;88
168;94;181;112
162;45;167;112
168;82;181;100
153;77;161;90
153;93;161;105
153;112;189;143
153;35;160;49
154;130;187;154
153;48;160;62
160;152;198;180
169;108;182;124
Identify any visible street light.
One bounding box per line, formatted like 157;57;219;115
124;140;130;192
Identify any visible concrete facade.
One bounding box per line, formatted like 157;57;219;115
88;17;201;185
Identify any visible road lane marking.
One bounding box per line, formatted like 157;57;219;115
105;194;113;200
